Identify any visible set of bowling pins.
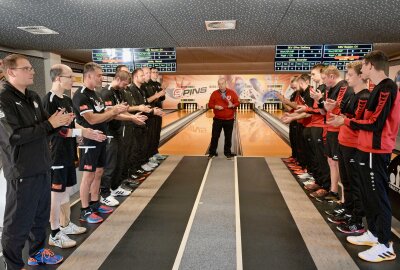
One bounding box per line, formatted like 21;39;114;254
264;103;279;111
184;103;197;111
238;103;252;112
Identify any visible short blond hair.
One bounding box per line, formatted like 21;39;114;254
323;65;340;77
346;61;362;75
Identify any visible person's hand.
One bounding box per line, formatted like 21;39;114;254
138;104;152;113
131;114;146;125
214;105;224;110
326;113;345;127
157;90;166;97
276;93;284;101
294;105;307;113
48;109;71;128
82;128;107;142
135;112;148;121
324;98;337;112
310;88;323;101
227;100;234;108
281;115;294;124
112;104;128;115
153;108;164;116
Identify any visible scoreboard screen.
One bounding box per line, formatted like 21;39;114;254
133;47;176;72
323;44;373;70
92;48;134;74
275;45;323;71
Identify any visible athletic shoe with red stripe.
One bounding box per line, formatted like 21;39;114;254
28;248;63;266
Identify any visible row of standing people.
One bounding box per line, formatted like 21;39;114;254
279;50;400;263
0;54;166;269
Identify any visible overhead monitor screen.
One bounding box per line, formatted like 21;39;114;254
92;48;134;74
323;44;373;70
274;45;323;71
133;47;176;72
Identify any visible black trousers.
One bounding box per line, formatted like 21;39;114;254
302;127;315;172
296;123;306;167
101;134;123;197
153;116;162;155
209;118;234;156
289;121;298;159
2;173;50;270
310;127;330;189
338;145;364;221
146;115;161;159
122;125;148;176
356;150;392;244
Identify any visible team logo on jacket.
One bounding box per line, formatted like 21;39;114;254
227;96;231;101
33;101;39;108
0;109;4;118
94;100;104;112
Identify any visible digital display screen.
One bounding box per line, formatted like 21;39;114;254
274;45;323;71
133;48;176;72
323;44;373;70
92;48;134;74
92;47;177;73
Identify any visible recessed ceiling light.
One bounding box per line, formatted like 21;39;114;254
17;26;59;35
205;20;236;31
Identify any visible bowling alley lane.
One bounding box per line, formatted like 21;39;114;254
159;110;214;155
161;110;192;128
237;110;291;157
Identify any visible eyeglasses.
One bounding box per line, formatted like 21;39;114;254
59;75;73;79
11;66;34;72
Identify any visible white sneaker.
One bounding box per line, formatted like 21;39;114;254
358;242;396;262
60;222;87;235
100;195;120;207
141;164;154;171
149;157;160;164
147;161;158;168
49;231;76;248
302;179;315;186
111;186;131;197
347;230;379;246
298;173;311;179
154;154;166;160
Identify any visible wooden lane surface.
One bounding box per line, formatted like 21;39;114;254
237;111;291;157
162;110;192;128
159;110;214;156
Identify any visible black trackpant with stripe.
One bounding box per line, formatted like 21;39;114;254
1;173;50;270
338;145;364;222
356;150;392;244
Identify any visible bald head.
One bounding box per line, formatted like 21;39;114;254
218;78;227;91
50;64;72;82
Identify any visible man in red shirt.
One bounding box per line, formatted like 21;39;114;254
208;78;240;159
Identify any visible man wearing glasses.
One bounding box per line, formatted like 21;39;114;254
0;54;72;269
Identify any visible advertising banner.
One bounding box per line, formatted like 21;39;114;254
161;74;298;109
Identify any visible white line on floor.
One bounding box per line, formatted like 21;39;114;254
234;156;243;270
172;159;213;270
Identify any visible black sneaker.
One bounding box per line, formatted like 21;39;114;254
208;153;218;159
337;222;366;234
327;213;352;224
225;153;236;160
124;179;140;188
325;204;345;216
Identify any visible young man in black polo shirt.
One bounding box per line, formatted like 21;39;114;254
99;70;147;206
72;62;128;223
0;54;70;269
43;64;107;248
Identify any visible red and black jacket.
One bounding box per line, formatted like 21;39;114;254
344;78;400;153
338;89;370;148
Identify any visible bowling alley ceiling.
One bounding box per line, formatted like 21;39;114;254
1;0;400;74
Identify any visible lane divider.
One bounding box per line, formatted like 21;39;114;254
234;156;243;270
